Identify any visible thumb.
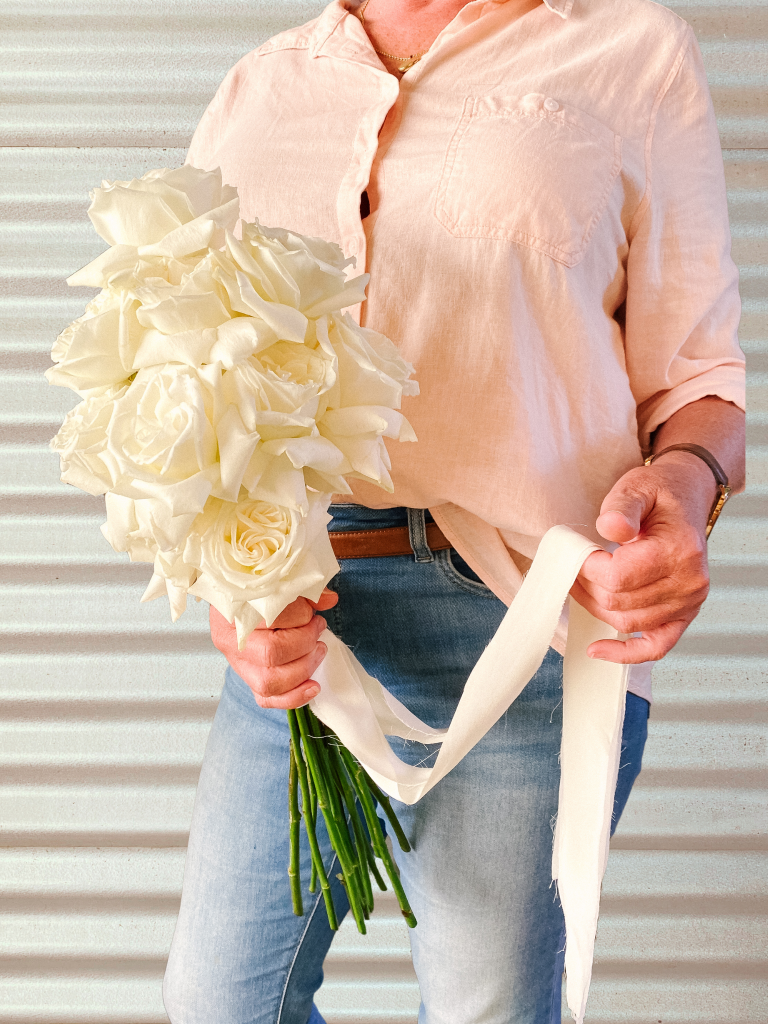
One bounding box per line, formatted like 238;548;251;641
596;479;655;544
309;587;339;612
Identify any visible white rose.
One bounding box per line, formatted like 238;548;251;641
324;312;419;407
221;342;347;508
101;491;199;559
69;247;206;294
226;222;369;318
130;252;279;372
141;548;200;622
99;365;220;515
315;313;418;490
50;387;126;495
259;337;335;390
66;165;239;288
178;492;338;646
129;250;317;376
48;165;421;645
100;494;202;622
86;164;238;252
46;290;142;397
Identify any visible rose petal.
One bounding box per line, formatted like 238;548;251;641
226;271;308;343
138;197;239;258
89;186;185;246
215;405;260;502
67;245;139;288
132;328;218;370
136;292;231;334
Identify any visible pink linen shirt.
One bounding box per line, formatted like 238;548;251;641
187;0;746;699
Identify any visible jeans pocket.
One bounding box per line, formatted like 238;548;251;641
437;549;494;594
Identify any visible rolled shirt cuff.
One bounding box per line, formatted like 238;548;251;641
636;364;746;451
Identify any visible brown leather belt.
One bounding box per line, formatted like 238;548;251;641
329;522;452;560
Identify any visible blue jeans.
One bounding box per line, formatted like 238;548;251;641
163;506;649;1024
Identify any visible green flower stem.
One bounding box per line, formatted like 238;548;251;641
339;745;418;929
365;775;412;853
295;708;367;934
308;714;372;916
286;710;338;931
308;771;318;894
322;739;386;894
323;733;374;914
288;741;304;917
365;838;388;892
308;713;370;927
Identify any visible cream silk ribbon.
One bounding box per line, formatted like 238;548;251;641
311;524;629;1023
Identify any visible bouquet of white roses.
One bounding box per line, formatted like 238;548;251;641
47;164;419;934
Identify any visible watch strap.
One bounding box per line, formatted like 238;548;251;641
645;443;728;487
644;443;731;539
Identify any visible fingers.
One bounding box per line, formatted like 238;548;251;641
247;615;327;668
210;603;326;660
586;619;689;664
570;578;704;634
578;462;714;665
254;682;322;711
580;522;707;595
572;565;709;617
579;540;668;592
245;643;328;708
209;604;240;653
209;598;334;709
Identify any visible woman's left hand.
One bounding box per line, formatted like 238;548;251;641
572;453;718;663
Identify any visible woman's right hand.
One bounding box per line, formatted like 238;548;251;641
209;588;339;709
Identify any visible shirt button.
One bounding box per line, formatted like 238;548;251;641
543;97;560;112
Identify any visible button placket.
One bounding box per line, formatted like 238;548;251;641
338;80;399;322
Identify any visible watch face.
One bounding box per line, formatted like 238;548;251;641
705;486;731;539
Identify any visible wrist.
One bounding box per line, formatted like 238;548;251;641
644;452;719;534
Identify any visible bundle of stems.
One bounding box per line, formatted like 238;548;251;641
286;705;417;934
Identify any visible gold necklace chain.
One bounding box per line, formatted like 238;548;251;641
358;0;427;72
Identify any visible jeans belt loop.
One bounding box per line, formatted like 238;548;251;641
407;507;434;563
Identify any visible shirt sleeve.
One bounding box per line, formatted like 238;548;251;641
624;26;745;451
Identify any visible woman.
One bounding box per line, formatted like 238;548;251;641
163;1;746;1022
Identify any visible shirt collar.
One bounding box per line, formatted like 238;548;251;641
488;0;573;16
309;3;346;58
310;0;573;59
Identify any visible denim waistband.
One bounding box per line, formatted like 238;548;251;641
328;504;434;533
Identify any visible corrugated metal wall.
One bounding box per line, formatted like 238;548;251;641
1;1;765;1021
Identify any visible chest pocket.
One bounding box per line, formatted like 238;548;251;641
434;95;622;268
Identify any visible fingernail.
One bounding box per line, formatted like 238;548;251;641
588;652;606;660
303;686;320;700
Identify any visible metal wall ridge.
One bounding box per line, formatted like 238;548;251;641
0;634;214;656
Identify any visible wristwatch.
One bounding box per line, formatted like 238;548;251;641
644;443;732;539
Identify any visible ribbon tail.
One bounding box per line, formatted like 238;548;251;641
310;630;437;801
312;524;628;1024
554;596;629;1023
